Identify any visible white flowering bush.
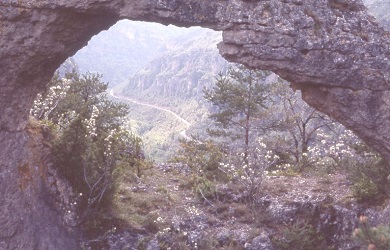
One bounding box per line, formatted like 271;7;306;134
219;138;279;202
261;80;380;176
30;74;71;120
305;128;371;171
30;71;147;226
263;124;383;178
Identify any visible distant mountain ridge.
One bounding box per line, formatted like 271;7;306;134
72;20;206;86
115;28;228;105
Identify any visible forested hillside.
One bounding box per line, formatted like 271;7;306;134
72;20;201;86
115;28;226;104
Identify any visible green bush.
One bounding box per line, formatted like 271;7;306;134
171;139;226;179
347;158;389;204
31;71;147;224
271;221;325;250
171;139;229;203
353;216;390;250
191;175;216;201
350;174;381;203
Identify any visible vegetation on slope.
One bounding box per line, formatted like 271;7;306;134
30;63;390;249
30;70;150;235
110;28;226;162
33;17;390;248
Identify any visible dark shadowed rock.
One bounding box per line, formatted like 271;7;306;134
0;122;79;249
1;0;390;248
247;232;276;250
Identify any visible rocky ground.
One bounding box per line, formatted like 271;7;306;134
81;162;390;250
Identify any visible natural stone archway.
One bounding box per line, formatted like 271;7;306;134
0;0;390;248
1;0;390;158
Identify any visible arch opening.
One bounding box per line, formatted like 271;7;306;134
57;20;227;162
1;0;389;162
2;1;390;248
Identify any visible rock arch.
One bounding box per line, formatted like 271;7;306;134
1;0;390;248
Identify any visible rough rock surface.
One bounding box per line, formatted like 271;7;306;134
0;0;390;248
82;170;388;250
0;121;79;249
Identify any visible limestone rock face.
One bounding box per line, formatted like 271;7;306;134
0;123;79;249
0;0;390;248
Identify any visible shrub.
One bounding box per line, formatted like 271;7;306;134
191;175;216;201
171;139;226;180
219;138;279;203
271;220;325;250
31;71;147;227
351;174;381;203
353;216;390;250
347;158;388;204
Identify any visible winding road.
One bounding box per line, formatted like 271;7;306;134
109;89;192;140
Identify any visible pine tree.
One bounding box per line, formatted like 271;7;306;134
203;64;271;163
354;215;390;250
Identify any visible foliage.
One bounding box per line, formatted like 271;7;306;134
347;157;388;204
263;81;337;172
351;172;381;203
200;65;283;203
219;138;279;202
202;65;360;176
171;138;226;180
353;216;390;250
191;175;216;201
362;158;390;197
171;138;225;202
271;221;325;250
204;64;271;163
30;70;146;219
255;79;386;177
174;64;387;206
